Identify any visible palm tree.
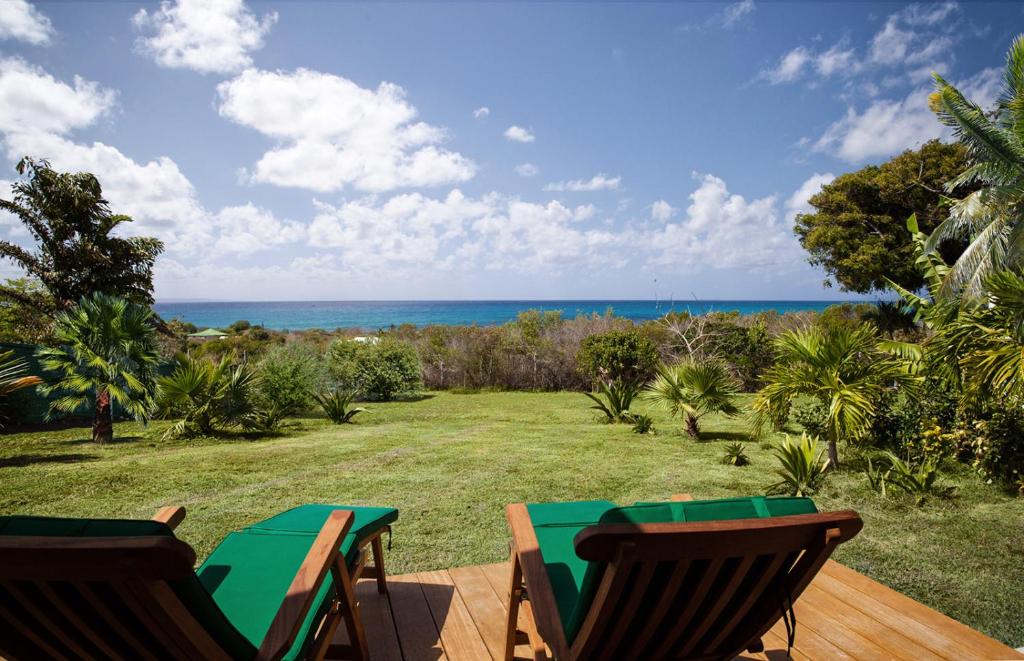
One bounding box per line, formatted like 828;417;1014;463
0;350;42;427
156;355;258;437
752;323;918;468
644;359;740;438
36;293;159;443
925;35;1024;300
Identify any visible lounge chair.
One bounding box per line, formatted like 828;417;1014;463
0;503;398;660
504;493;862;660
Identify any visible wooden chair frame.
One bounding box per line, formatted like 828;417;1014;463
504;494;863;661
0;506;373;661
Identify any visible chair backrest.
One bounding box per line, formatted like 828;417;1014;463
569;511;863;660
0;521;252;660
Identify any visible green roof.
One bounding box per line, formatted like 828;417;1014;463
189;328;228;337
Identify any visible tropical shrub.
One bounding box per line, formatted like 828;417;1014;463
242;401;287;434
753;323;918;467
578;330;659;384
630;414;655;434
721;442;750;467
314;390;367;424
229;320;251;333
645;360;740;438
792;401;828;440
0;349;41;427
157;356;259;437
256;342;329;415
351;338;422;401
966;404;1024;490
584;379;639;423
880;452;955;505
769;434;830;496
36;293;160;443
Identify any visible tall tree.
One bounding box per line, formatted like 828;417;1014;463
0;158;164;315
794;140;970;293
37;293;160;443
926;35;1024;300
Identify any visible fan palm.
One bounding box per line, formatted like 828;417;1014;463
36;293;159;443
156;355;258;437
644;360;740;438
0;350;42;427
925;35;1024;300
752;323;918;467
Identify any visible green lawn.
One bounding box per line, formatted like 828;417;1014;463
2;391;1022;646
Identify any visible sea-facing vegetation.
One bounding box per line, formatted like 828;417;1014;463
3;30;1024;651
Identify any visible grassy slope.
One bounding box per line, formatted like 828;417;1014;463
1;391;1021;646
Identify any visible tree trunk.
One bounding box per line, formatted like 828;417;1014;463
93;389;113;444
826;435;840;469
685;414;701;439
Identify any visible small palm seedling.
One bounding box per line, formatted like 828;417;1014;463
644;360;740;438
769;433;830;496
631;414;655;434
584;379;639;423
721;442;750;467
315;389;368;424
243;402;287;434
882;452;955;506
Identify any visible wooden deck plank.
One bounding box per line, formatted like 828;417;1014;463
355;579;404;661
448;565;510;661
478;561;544;661
387;573;447;661
821;560;1022;659
768;616;855;660
417;569;493;661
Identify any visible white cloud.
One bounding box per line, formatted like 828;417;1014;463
812;66;1000;162
650;200;677;222
504;125;535;143
814;43;856;77
544;173;621;192
217;67;476;193
869;16;914;66
644;174;798;271
0;58;116;136
762;47;811;84
0;0;53;45
900;1;958;27
472;106;490;119
515;163;540;177
785;173;834;222
720;0;755;28
133;0;278;75
212;203;305;254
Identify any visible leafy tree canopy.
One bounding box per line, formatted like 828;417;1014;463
794;140;970;293
0;157;164;315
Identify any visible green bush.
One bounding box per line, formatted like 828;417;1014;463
577;330;659;384
769;433;830;496
722;442;750;466
314;390;367;424
256;342;329;415
584;379;639;423
967;404;1024;491
631;414;655;434
330;338;422;401
229;319;251;333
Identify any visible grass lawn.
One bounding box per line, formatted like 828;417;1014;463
2;390;1022;646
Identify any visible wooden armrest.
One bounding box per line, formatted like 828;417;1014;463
256;510;354;661
506;503;571;659
152;506;186;530
671;493;695;501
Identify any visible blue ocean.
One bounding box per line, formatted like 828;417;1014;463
153;300;859;331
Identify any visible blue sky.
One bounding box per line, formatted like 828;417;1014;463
0;0;1016;301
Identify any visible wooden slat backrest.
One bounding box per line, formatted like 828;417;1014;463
0;535;232;660
569;511;863;660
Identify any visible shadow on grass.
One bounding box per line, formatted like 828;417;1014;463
698;430;754;443
0;453;97;468
66;435;144;446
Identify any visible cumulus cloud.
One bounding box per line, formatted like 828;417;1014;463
515;163;540;177
504;125;535;143
785;173;834;222
212;204;305;254
217;67;476;193
472;106;490;119
644;174;799;272
0;0;53;45
650;199;677;222
544;173;621;192
133;0;277;74
0;58;116;136
812;66;999;162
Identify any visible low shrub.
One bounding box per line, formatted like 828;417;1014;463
769;434;830;496
721;442;750;466
966;403;1024;491
578;330;659;384
584;379;639;423
257;342;329;415
631;414;655;434
315;390;367;424
330;338;422;401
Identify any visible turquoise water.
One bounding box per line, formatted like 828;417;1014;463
154;300;859;331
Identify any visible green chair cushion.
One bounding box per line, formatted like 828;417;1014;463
197;530;336;661
0;515;257;659
245;504;398;565
527;496;817;644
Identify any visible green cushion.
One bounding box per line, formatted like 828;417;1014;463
0;515;256;659
245;504;398;565
527;497;817;644
198;530;336;661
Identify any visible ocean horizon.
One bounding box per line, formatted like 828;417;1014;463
153;299;867;331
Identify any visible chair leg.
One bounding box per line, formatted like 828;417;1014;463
334;559;370;661
505;547;524;661
371;531;388;594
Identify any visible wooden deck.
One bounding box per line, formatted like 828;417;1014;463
339;560;1023;660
